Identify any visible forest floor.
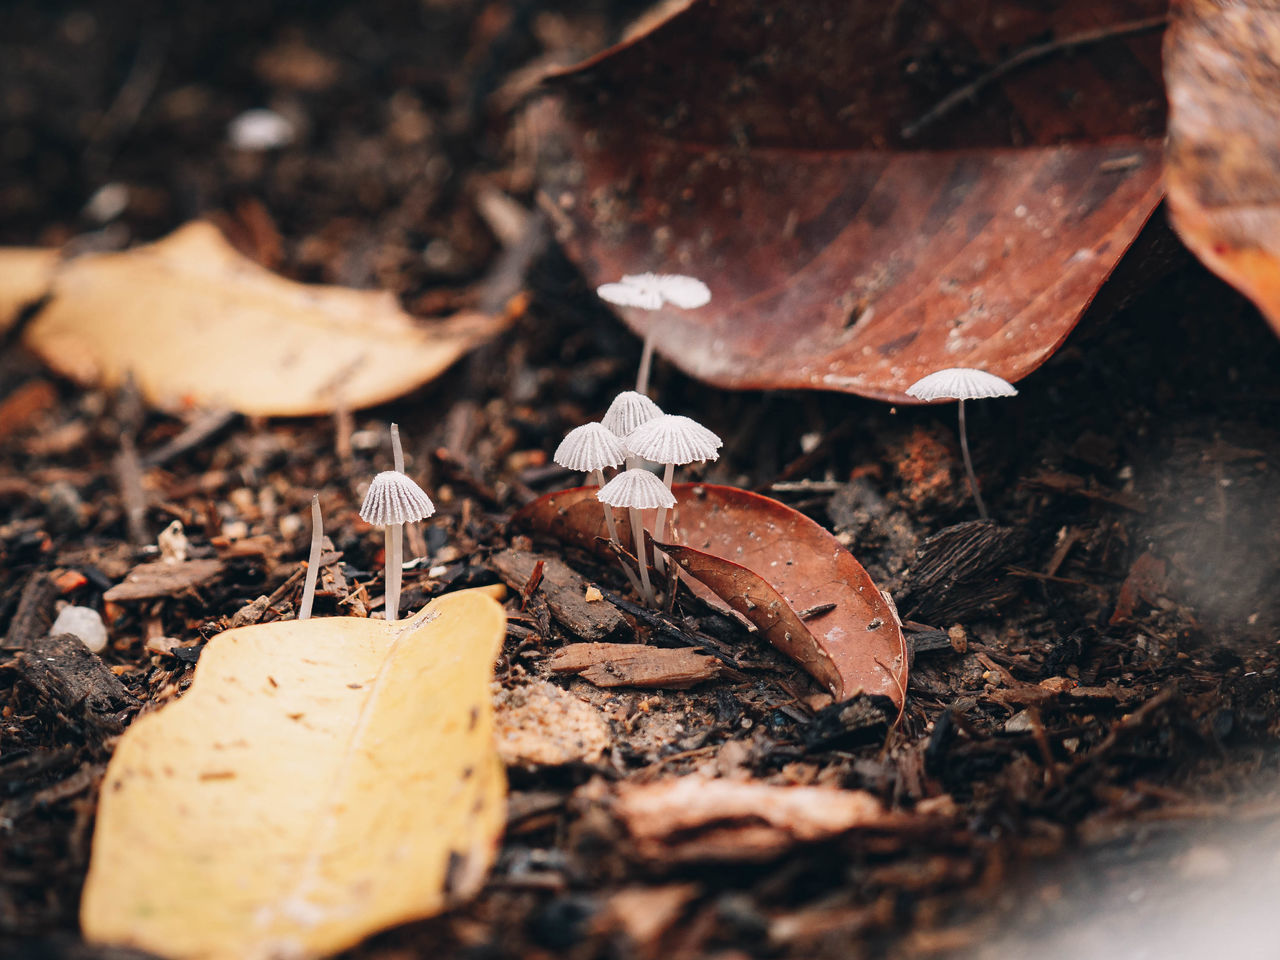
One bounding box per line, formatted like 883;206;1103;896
3;2;1280;959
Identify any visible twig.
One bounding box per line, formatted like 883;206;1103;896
901;16;1167;140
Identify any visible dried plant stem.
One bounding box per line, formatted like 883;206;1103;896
390;422;405;473
299;495;322;620
629;506;654;606
592;469;643;597
957;399;988;520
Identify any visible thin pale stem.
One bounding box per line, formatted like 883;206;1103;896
630;506;654;605
390;422;405;473
385;522;404;622
635;330;655;396
652;461;674;576
958;399;989;520
299;495;323;620
592;469;643;596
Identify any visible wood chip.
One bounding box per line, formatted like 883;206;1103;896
549;642;721;689
493;679;612;766
612;777;892;862
13;633;137;731
491;549;624;641
103;558;224;601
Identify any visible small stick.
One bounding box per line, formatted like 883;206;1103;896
298;495;323;620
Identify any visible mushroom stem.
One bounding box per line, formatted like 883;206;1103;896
635;330;656;396
592;468;643;596
299;495;323;620
957;399;989;520
629;506;654;606
390;422;405;473
652;461;675;576
385;522;404;622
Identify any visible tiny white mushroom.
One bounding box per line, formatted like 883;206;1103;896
601;390;664;440
597;468;676;606
625;414;722;574
905;367;1017;520
554;422;641;596
359;424;434;622
596;273;710;395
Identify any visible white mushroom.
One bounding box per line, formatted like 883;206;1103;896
554;422;641;595
596;273;710;395
597;468;676;605
601;390;664;440
905;368;1017;520
359;424;435;622
625;414;722;574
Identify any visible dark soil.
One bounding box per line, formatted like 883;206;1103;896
4;3;1280;959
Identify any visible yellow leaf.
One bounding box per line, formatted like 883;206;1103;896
0;247;59;332
17;222;510;415
81;588;507;960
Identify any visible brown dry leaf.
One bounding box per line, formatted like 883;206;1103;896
1165;0;1280;335
10;222;510;416
613;776;891;862
102;558;225;602
0;247;59;331
541;0;1166;402
81;588;507;960
513;483;906;705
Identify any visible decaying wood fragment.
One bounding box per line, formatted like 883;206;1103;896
550;642;720;689
13;634;137;731
491;549;624;641
612;776;897;862
899;520;1027;623
103;558;224;601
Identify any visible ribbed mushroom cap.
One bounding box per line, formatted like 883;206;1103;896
596;273;711;311
905;368;1018;402
359;471;435;525
597;468;677;510
554;422;626;473
601;390;664;438
626;414;722;465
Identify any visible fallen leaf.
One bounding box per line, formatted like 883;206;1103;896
81;588;507;960
1165;0;1280;335
0;247;58;331
540;0;1166;402
8;222;511;416
613;776;893;862
513;483;906;705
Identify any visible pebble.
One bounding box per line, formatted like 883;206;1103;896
51;605;108;653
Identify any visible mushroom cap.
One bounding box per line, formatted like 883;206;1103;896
601;390;664;438
554;422;626;473
905;367;1018;402
596;273;711;311
359;471;435;525
597;468;677;510
626;414;722;465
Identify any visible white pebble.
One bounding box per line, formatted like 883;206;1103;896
52;606;108;654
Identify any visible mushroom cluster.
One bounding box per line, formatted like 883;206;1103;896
554;390;721;606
